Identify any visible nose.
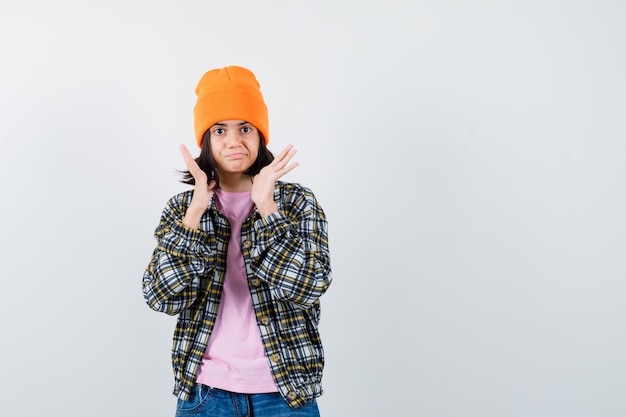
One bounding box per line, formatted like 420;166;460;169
224;130;242;147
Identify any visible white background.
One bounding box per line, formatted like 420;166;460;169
1;1;625;416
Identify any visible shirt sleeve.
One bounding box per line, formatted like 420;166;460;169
250;184;332;308
142;193;216;315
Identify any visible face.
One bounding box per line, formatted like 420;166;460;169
208;120;260;176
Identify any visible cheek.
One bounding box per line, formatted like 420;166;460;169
210;141;221;157
246;137;260;158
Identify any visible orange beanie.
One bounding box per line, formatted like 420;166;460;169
193;66;269;148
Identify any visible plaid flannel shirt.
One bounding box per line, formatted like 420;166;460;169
142;181;332;409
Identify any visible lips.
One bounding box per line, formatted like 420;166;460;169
226;152;247;159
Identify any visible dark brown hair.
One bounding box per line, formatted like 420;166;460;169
179;130;274;189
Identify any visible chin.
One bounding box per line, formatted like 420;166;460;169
223;165;253;173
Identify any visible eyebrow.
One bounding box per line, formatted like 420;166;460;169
214;121;250;126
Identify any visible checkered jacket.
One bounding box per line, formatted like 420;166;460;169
142;181;332;409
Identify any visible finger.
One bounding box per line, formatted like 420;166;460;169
179;144;192;159
272;145;295;165
276;162;299;178
272;148;297;171
179;144;201;171
179;144;194;166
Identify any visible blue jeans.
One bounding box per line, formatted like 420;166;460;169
175;384;320;417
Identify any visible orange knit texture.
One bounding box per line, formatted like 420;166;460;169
193;66;269;148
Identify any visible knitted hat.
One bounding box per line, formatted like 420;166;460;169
193;66;269;148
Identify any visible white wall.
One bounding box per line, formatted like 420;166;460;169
1;1;625;416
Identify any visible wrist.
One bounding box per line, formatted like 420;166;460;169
256;201;278;218
182;205;207;230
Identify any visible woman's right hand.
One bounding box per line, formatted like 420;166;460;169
180;144;215;229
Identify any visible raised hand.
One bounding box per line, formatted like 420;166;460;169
180;144;215;229
252;144;299;217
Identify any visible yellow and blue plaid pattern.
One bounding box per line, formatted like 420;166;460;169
143;181;332;409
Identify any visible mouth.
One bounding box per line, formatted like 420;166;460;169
226;152;247;159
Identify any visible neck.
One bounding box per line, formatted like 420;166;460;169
218;173;253;192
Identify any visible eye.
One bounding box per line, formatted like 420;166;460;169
241;126;253;134
212;127;225;135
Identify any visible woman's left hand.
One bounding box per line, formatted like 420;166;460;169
252;144;299;217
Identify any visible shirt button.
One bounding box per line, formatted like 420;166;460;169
270;353;281;363
250;278;261;287
260;316;270;326
242;240;252;249
286;391;298;401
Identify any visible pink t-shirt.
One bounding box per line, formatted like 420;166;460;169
195;189;277;393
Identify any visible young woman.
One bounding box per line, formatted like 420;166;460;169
142;66;332;417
